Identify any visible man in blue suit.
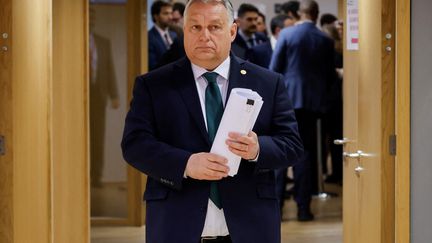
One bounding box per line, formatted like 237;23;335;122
148;1;177;71
122;0;303;242
231;3;268;59
270;0;336;221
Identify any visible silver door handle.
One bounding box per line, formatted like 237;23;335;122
343;150;363;159
334;138;353;145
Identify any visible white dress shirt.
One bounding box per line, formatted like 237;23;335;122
191;57;231;237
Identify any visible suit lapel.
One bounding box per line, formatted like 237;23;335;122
227;55;246;102
174;58;210;146
151;27;168;52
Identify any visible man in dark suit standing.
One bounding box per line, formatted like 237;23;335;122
231;3;268;59
270;0;336;221
148;1;177;71
122;0;303;242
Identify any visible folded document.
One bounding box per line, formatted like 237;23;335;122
210;88;263;176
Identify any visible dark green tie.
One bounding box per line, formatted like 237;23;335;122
203;72;223;209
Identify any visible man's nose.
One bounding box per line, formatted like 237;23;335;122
199;28;210;41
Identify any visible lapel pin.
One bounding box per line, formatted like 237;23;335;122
240;70;247;75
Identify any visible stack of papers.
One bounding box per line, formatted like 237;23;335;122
210;88;263;176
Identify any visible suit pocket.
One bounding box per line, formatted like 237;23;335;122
256;184;277;199
143;186;169;201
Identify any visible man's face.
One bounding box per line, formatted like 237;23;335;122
183;2;237;70
154;6;173;29
237;11;259;36
256;15;266;34
172;10;183;26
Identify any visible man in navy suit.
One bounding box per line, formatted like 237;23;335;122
148;1;177;71
270;0;336;221
122;0;303;242
231;4;268;59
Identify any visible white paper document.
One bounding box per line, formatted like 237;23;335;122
210;88;264;176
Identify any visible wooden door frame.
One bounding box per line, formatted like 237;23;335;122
395;0;410;242
342;0;410;242
90;0;146;227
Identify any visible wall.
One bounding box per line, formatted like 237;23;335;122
411;0;432;242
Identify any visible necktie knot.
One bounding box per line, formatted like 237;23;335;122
203;72;218;84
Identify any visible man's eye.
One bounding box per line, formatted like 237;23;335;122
191;25;201;31
209;25;221;31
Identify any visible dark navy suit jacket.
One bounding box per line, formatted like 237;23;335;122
231;32;268;59
246;41;273;68
269;22;336;114
148;26;177;71
122;55;303;243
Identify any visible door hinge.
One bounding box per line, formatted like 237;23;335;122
0;135;5;155
389;134;396;156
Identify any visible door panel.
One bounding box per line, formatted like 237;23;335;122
343;0;395;242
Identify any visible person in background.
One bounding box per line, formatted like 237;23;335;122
281;0;300;23
320;21;343;184
121;0;303;242
256;12;269;37
148;0;177;70
89;6;119;188
270;0;336;222
319;13;338;27
231;3;268;59
170;2;186;37
172;2;186;27
246;14;293;69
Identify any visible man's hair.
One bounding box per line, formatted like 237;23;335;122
173;2;186;16
237;3;259;18
319;13;337;27
299;0;319;22
184;0;235;25
270;14;291;35
151;1;172;22
281;1;300;19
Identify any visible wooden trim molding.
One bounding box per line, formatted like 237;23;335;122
395;0;411;242
381;0;396;241
0;0;13;241
52;0;89;242
127;0;146;226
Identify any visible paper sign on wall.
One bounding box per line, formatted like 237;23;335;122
347;0;359;50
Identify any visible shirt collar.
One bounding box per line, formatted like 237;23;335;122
191;56;231;81
295;19;314;26
155;24;169;36
238;29;255;42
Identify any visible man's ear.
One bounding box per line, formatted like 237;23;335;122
230;23;238;41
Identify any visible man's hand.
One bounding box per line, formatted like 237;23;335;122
185;153;229;180
225;131;259;160
111;98;120;109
